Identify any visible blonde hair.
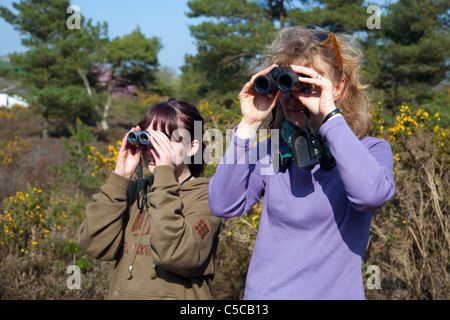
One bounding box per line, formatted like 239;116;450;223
264;26;371;138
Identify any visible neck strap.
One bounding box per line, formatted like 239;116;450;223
180;174;193;186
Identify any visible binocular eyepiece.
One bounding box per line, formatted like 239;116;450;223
127;131;151;146
253;67;312;95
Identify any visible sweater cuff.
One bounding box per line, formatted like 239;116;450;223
106;171;132;192
98;172;132;201
152;165;177;187
232;125;257;148
319;114;347;142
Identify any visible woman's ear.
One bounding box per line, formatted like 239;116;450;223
333;77;346;101
188;139;200;157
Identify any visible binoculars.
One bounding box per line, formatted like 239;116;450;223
290;128;335;171
127;131;151;146
253;67;312;95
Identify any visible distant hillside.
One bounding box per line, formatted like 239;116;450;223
0;60;13;69
0;58;22;72
0;56;22;92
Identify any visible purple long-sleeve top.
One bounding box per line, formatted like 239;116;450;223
208;116;395;299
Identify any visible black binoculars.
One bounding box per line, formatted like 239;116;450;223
127;131;151;146
253;67;312;95
290;128;335;171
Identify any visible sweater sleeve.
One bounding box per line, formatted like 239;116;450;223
208;128;267;218
148;165;221;278
77;172;131;261
319;116;395;212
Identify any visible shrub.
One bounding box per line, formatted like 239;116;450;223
0;183;66;254
88;140;121;180
364;104;449;299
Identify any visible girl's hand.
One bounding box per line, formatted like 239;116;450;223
114;126;142;179
290;65;344;118
148;130;176;167
237;64;282;138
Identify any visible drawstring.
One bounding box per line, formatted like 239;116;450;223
128;158;194;280
150;263;157;280
127;212;146;280
128;157;155;280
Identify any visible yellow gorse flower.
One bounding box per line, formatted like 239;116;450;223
0;183;69;253
386;105;448;151
89;140;121;178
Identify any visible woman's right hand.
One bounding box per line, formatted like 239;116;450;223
114;126;142;179
236;64;281;138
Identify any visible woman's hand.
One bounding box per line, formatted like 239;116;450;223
114;126;142;179
290;65;344;119
236;64;282;138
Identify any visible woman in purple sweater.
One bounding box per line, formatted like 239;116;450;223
208;26;395;299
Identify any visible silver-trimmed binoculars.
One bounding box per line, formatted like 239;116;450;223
253;67;312;95
127;131;151;146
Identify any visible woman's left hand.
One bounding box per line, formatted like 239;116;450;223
289;65;341;118
149;130;176;167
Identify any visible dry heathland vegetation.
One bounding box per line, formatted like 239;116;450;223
0;99;448;300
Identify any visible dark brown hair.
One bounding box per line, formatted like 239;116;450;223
138;98;206;177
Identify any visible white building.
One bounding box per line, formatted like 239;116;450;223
0;93;29;108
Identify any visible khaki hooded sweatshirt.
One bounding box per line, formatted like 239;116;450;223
77;165;222;300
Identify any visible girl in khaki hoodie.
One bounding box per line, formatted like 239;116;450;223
78;99;221;300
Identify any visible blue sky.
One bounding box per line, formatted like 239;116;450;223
0;0;200;74
0;1;393;74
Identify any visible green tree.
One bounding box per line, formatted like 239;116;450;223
181;0;371;106
287;0;369;32
55;19;109;130
1;1;165;135
363;0;449;108
0;0;97;137
180;0;278;106
100;27;162;130
59;24;164;132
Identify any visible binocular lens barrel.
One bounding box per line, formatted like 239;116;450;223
277;73;296;93
253;67;311;95
253;74;276;95
127;131;139;144
127;131;151;146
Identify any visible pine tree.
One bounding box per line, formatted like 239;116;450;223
1;1;164;134
287;0;368;32
180;0;278;106
0;0;97;137
364;0;449;108
100;27;162;130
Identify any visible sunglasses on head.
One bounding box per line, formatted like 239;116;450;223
309;32;344;77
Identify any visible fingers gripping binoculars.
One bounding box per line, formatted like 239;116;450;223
127;131;151;146
253;67;312;95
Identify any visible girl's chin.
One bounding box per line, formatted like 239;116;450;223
142;159;156;173
146;166;155;175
